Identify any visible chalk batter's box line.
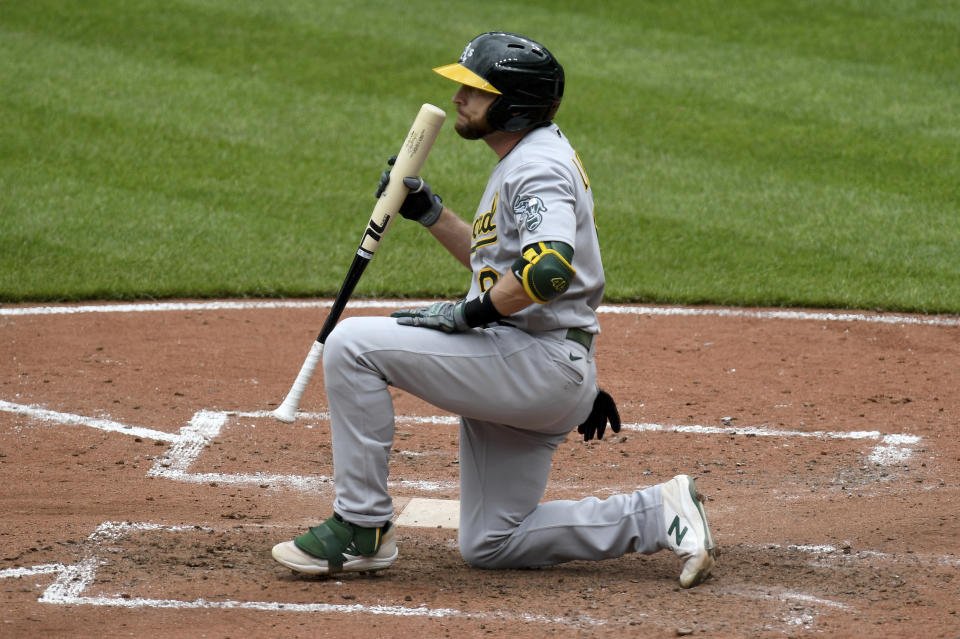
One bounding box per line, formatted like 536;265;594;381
2;299;957;327
0;403;939;624
12;519;955;629
0;401;923;497
26;520;850;625
0;397;935;619
29;520;603;626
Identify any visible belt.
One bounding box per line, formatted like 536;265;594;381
565;327;594;351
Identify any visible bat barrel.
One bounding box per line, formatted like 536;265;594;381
358;103;447;256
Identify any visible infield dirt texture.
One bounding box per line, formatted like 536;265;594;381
2;300;958;638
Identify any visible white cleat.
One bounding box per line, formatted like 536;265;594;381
271;539;398;575
661;474;718;588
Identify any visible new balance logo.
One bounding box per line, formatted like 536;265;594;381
668;515;688;546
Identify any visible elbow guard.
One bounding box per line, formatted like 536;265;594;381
511;241;576;304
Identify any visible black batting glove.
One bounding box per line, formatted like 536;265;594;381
577;389;621;441
399;176;444;227
375;156;443;227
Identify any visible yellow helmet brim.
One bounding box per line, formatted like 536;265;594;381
432;63;502;95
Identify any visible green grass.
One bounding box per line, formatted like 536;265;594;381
2;0;958;312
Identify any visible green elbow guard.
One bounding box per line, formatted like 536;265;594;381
511;242;576;304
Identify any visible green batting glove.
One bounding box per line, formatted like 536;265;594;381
391;300;470;333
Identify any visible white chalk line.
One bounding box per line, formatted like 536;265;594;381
623;422;922;466
1;400;924;498
717;543;960;629
597;304;960;327
2;299;958;327
3;396;934;625
0;402;457;493
765;543;960;568
144;409;455;493
624;421;918;443
0;399;177;442
23;521;603;627
0;563;66;579
778;591;850;611
2;400;923;495
0;400;932;628
0;299;425;317
718;585;850;630
16;521;958;628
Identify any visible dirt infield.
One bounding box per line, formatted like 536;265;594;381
2;300;959;638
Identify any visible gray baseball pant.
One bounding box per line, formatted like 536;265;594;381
322;316;667;567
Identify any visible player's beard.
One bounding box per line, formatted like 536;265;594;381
455;115;495;140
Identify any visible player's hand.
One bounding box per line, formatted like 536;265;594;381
375;156;443;227
391;300;470;333
577;389;621;441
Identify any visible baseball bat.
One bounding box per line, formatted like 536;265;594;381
271;103;447;423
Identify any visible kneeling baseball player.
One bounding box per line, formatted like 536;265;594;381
272;31;718;588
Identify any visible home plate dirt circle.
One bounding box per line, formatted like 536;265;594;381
1;299;958;638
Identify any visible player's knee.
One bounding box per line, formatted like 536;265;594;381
321;322;350;371
459;539;498;569
322;317;369;371
459;532;512;569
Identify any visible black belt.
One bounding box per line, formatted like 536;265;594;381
565;327;594;351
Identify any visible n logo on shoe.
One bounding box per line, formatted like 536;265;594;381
668;515;688;546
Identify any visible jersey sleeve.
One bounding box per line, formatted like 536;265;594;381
501;160;578;251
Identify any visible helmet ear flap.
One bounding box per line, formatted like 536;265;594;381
486;95;562;132
484;95;511;132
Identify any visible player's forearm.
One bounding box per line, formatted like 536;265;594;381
489;270;536;316
427;206;473;269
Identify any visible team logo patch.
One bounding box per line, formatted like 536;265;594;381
513;195;547;231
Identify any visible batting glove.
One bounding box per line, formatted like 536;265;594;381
375;156;443;227
391;300;470;333
577;389;621;441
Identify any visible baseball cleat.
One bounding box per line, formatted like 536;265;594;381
660;474;718;588
272;514;398;575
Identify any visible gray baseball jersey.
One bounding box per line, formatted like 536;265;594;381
467;123;605;334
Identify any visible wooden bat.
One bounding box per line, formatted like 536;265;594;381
271;103;446;423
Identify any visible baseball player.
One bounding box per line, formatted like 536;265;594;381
272;32;718;588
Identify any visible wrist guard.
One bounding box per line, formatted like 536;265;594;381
461;291;505;328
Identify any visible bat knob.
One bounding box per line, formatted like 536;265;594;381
272;404;297;423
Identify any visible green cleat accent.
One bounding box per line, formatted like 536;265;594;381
272;515;397;576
